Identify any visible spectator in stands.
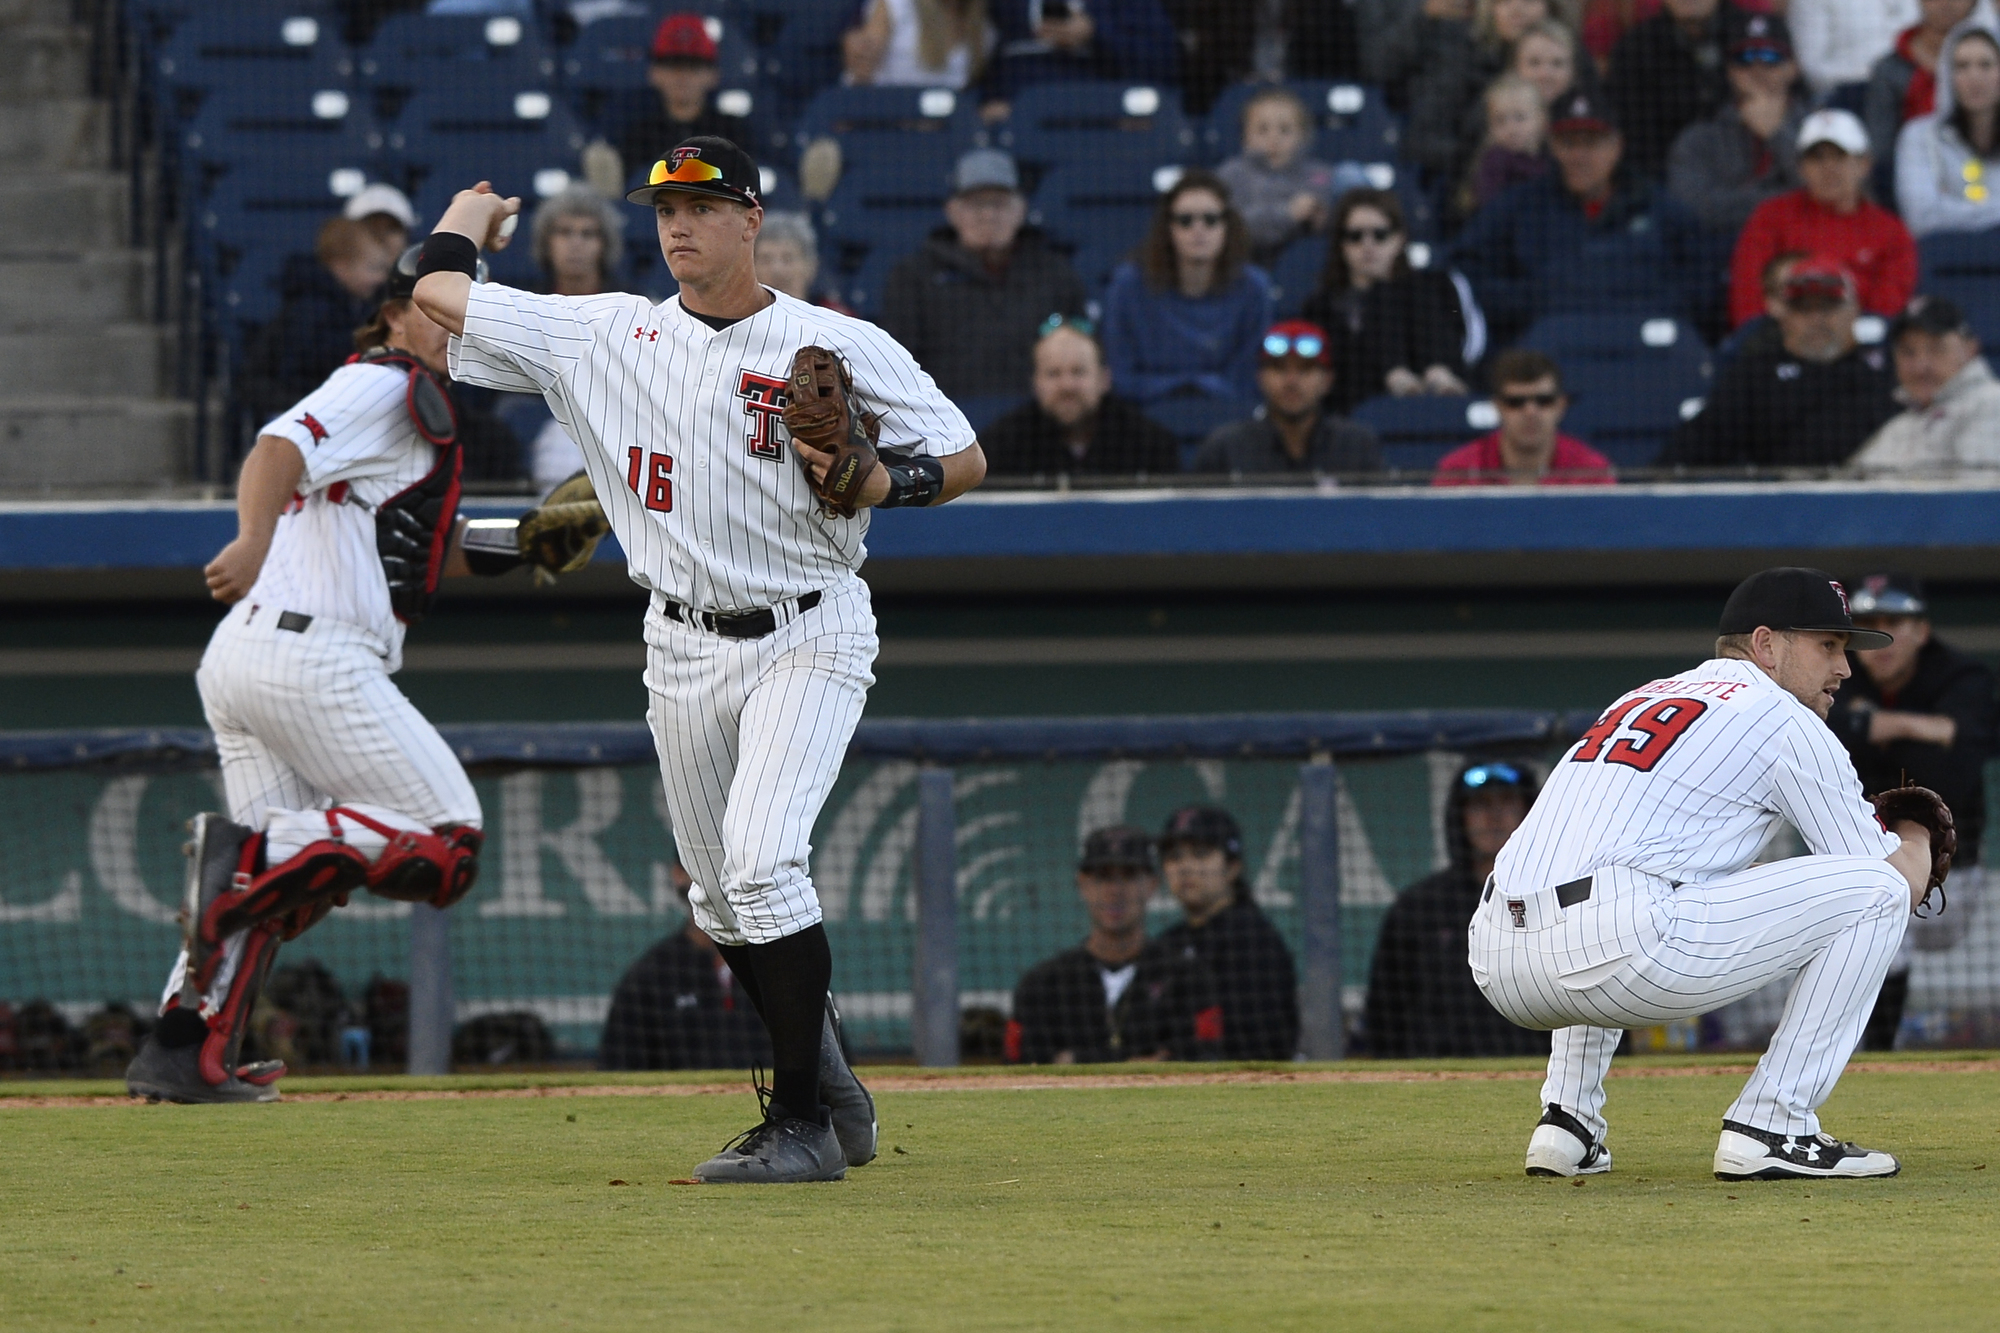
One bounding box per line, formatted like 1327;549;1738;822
1897;22;2000;235
1866;0;1985;162
1851;295;2000;472
982;317;1181;475
1606;0;1745;181
611;14;756;182
1305;190;1472;408
842;0;991;88
1102;170;1274;405
1828;571;1997;1046
1511;18;1583;108
1155;805;1299;1061
343;181;415;253
1463;74;1551;215
531;185;625;296
1005;826;1222;1064
1433;348;1614;483
754;211;854;314
1365;761;1550;1058
1452;90;1707;348
1667;14;1811;235
1217;87;1370;262
1668;257;1900;466
1191;320;1383;473
239;215;396;429
600;861;774;1071
1164;0;1358;115
980;0;1181;109
1719;247;1809;362
1791;0;1920;97
1404;0;1585;185
881;148;1087;403
1728;109;1918;326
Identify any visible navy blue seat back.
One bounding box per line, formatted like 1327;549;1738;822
794;83;980;160
1349;394;1493;471
1203;81;1399;166
1001;81;1193;168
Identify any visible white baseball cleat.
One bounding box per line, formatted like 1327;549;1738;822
1525;1105;1613;1177
1714;1121;1900;1181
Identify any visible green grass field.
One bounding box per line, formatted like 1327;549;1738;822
3;1057;1997;1332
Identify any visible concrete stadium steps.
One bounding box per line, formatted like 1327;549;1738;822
0;327;167;396
0;174;127;252
0;397;192;488
0;253;147;330
0;19;92;104
0;98;108;170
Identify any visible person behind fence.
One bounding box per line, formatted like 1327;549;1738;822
1367;761;1550;1058
599;860;775;1071
1666;13;1811;237
344;181;416;255
1463;74;1550;215
1604;0;1741;182
1190;319;1382;476
840;0;990;89
1895;20;2000;237
1826;572;1998;1047
1849;295;2000;474
1005;826;1224;1065
981;316;1181;476
1865;0;1986;163
880;147;1088;405
609;14;755;184
1215;86;1370;262
1669;256;1899;469
1432;349;1613;485
754;210;853;315
1102;170;1274;407
239;215;397;429
1154;805;1299;1061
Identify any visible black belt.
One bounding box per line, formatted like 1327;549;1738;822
661;590;821;640
1483;875;1592;907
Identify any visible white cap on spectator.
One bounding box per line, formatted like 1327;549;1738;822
1796;108;1869;156
343;182;417;228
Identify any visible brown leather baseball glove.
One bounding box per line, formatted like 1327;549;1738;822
782;345;880;519
516;470;609;585
1872;785;1956;913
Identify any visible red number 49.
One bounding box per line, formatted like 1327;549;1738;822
626;447;673;513
1570;696;1709;773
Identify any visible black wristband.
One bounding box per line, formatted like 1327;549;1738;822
416;231;480;279
876;454;946;509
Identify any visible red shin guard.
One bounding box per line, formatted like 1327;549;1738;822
197;921;285;1088
332;808;483;908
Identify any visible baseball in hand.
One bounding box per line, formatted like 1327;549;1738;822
497;214;518;240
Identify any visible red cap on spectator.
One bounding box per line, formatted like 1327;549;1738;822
1261;319;1331;364
1783;255;1858;305
652;13;718;63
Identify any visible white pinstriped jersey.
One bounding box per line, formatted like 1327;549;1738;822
251;362;440;668
1496;658;1900;891
447;284;977;612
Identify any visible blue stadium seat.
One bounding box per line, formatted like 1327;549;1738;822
951;393;1026;433
359;11;558;99
1203;80;1399;166
1519;314;1710;378
1029;158;1176;253
793;84;980;161
1001;81;1195;168
180;82;383;187
816;143;960;281
833;244;906;319
390;85;588;165
1561;382;1701;471
1922;274;2000;346
560;12;761;92
1145;396;1256;444
1349;395;1493;471
155;6;353;92
1267;234;1328;316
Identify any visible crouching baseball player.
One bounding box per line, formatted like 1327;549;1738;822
1471;568;1955;1181
125;249;611;1104
410;137;987;1182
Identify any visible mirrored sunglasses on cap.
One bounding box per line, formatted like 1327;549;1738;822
1262;331;1325;360
1847;586;1925;616
1038;313;1096;339
1462;763;1525;789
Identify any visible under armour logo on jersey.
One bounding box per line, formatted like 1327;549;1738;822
738;369;789;461
632;326;658;342
295;412;328;444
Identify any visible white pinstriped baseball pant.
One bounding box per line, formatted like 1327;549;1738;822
1471;857;1910;1141
643;576;875;947
159;603;483;1012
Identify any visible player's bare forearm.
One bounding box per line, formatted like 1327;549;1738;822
441;516;472;579
934;442;987;505
412;182;522;336
1868;710;1957;748
206;434;303;603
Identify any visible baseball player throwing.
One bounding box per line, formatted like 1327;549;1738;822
124;250;605;1104
411;136;987;1183
1472;568;1955;1181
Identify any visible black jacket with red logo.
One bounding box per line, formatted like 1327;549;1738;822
1006;940;1221;1065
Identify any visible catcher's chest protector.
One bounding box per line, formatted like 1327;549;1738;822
353;349;462;624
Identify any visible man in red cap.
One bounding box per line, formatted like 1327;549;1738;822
1432;349;1613;485
1189;319;1380;474
613;14;753;182
1668;254;1899;467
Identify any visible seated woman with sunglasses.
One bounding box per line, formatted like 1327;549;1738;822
1302;189;1474;412
1101;171;1274;408
1431;348;1613;485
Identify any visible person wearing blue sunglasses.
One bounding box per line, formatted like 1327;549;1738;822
1189;319;1382;476
1666;12;1813;236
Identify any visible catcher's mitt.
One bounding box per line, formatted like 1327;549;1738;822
516;470;609;585
1872;784;1957;913
782;345;880;518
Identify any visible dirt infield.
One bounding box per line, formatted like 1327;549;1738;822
5;1058;1997;1109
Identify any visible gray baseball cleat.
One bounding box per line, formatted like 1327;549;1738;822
1525;1105;1612;1177
691;1100;847;1184
125;1035;281;1105
820;995;877;1166
1714;1121;1900;1180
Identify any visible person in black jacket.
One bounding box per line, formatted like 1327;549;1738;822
981;318;1181;476
1006;826;1223;1064
599;863;774;1071
1155;805;1299;1060
1665;257;1898;469
609;15;758;185
1365;760;1551;1058
1826;572;1999;1048
880;148;1089;404
1606;0;1749;181
239;216;395;430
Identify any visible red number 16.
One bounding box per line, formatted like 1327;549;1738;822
626;447;673;513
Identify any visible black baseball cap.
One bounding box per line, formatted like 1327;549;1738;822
1549;87;1618;136
1158;805;1244;858
1847;571;1928;618
1719;567;1893;648
627;135;762;208
1079;825;1156;874
384;242;486;302
1888;294;1973;343
1726;10;1793;61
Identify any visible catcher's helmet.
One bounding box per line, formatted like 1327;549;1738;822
382;242;487;304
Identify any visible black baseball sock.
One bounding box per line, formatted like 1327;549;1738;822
154;1006;208;1048
743;924;831;1120
713;943;766;1017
